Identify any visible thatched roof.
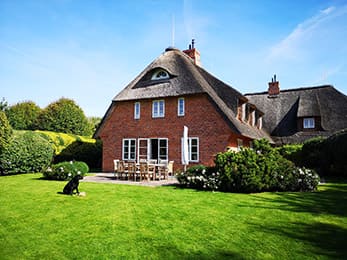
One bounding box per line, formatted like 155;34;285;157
245;85;347;143
95;47;271;141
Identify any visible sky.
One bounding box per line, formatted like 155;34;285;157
1;0;346;117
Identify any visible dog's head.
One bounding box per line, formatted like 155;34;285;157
73;174;84;180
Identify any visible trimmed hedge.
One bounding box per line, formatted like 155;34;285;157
54;140;102;170
42;161;89;181
0;131;54;174
0;111;12;155
177;139;320;193
35;130;96;155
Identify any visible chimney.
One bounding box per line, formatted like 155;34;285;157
268;74;280;96
183;39;201;66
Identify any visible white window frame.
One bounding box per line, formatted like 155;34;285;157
189;137;199;162
303;118;315;129
151;69;169;80
134;102;140;119
258;116;263;129
178;97;185;116
237;138;243;152
152;100;165;118
122;139;136;161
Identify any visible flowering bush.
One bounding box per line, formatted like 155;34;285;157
42;161;89;180
177;139;320;193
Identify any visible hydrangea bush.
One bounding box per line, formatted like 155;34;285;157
42;161;89;181
177;139;320;193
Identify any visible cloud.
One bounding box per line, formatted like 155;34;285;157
267;5;347;62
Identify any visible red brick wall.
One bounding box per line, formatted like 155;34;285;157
99;93;252;172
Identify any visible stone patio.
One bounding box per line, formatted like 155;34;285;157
82;173;179;187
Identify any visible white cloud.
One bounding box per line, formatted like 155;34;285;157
267;5;347;62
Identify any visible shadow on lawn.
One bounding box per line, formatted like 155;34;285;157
251;183;347;218
245;183;347;258
252;221;347;259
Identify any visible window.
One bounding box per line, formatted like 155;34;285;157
134;102;140;119
303;118;315;129
237;139;243;152
178;98;185;116
150;138;168;160
189;138;199;162
123;139;136;160
152;100;165;118
258;116;263;129
151;69;169;80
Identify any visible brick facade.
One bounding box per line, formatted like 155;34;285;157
99;93;252;172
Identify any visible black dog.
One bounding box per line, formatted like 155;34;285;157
63;175;83;195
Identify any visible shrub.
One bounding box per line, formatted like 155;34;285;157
0;131;54;174
177;139;320;193
0;111;12;155
42;161;89;181
5;101;41;130
276;144;303;165
54;140;102;169
35;98;92;136
301;137;325;169
320;129;347;176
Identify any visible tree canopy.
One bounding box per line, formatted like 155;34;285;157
36;98;92;136
5;101;41;130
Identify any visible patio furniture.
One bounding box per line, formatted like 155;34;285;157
127;161;136;181
113;159;120;179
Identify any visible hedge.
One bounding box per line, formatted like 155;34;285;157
0;131;54;174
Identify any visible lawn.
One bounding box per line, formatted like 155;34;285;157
0;174;346;259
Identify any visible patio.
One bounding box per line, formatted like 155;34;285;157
82;173;179;187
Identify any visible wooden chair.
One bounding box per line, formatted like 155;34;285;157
117;160;126;180
127;161;136;181
113;160;120;179
139;162;148;181
147;163;156;181
167;161;174;176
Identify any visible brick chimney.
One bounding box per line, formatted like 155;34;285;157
183;39;201;66
268;74;280;96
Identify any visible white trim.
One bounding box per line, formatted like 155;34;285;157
152;100;165;118
182;137;199;163
303;118;315;129
122;139;136;161
151;69;169;80
134;102;140;119
178;97;185;116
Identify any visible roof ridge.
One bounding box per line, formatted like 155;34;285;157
245;84;334;96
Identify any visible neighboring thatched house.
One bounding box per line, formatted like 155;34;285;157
245;79;347;144
94;45;270;171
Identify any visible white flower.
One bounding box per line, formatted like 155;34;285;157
202;169;206;174
298;179;302;182
68;173;72;177
70;161;73;164
77;171;81;175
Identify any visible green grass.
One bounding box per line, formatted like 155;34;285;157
1;174;346;259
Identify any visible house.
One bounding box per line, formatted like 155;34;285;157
94;45;271;172
245;78;347;144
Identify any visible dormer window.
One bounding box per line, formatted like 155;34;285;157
151;69;169;80
303;118;315;129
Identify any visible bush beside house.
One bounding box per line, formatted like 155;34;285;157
177;139;320;193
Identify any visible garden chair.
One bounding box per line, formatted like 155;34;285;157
127;161;136;181
113;160;120;179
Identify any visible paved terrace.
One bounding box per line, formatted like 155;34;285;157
82;173;179;187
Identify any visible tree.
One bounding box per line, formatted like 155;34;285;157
36;98;91;136
87;116;102;135
5;101;41;130
0;97;8;111
0;111;12;155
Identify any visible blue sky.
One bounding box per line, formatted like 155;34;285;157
1;0;346;117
